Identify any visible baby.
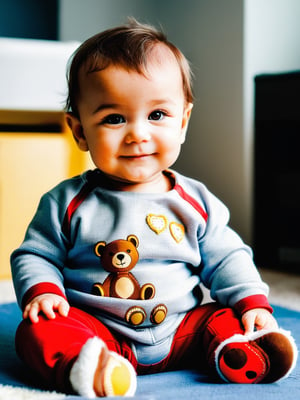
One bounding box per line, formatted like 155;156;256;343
11;19;297;397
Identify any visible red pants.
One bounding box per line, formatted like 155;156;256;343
15;303;245;393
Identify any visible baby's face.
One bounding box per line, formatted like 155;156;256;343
70;48;192;192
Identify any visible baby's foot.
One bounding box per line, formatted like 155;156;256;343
93;345;136;396
215;329;297;384
70;337;137;397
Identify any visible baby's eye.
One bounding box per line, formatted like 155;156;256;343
148;110;166;121
102;114;125;125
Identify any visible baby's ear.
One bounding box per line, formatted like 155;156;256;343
66;113;89;152
180;102;193;144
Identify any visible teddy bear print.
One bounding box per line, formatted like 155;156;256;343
92;235;167;326
92;234;154;299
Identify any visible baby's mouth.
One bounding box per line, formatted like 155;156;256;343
120;153;155;159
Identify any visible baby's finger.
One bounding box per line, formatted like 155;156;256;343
259;315;278;331
27;303;40;324
40;299;56;320
242;312;256;335
57;300;70;317
22;304;30;320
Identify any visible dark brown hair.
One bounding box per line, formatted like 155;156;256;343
65;19;193;117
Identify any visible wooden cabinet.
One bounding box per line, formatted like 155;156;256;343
0;110;88;279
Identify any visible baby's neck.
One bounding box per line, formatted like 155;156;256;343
97;170;174;193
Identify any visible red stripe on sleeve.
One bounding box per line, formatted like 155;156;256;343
22;282;66;311
174;184;208;222
234;294;273;315
62;183;93;238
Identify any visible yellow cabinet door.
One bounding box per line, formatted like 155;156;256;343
0;110;87;279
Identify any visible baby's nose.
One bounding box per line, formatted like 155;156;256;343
125;123;151;143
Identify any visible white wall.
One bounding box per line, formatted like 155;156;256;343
59;0;154;40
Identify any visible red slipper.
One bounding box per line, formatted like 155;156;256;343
215;329;298;384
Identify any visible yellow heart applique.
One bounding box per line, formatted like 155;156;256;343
169;222;185;243
146;214;168;234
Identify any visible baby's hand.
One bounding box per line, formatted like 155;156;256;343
241;308;278;335
23;293;70;324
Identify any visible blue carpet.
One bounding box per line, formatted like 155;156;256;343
0;302;299;399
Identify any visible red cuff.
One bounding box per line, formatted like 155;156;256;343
22;282;66;311
234;294;273;315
